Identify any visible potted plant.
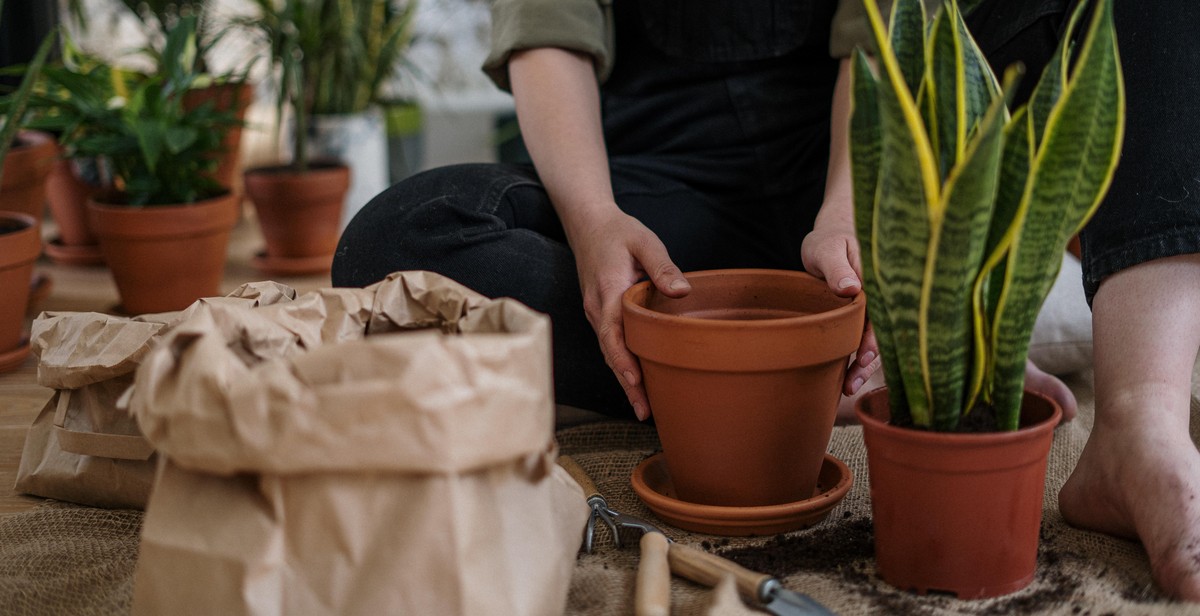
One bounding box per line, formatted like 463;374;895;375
238;0;416;276
0;4;54;372
25;15;241;315
111;0;256;192
849;0;1123;598
4;33;111;267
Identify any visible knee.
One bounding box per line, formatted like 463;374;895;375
333;163;532;287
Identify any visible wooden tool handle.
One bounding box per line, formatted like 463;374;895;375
635;532;671;616
667;542;772;603
557;455;601;502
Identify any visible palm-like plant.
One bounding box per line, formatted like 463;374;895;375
850;0;1124;431
241;0;417;173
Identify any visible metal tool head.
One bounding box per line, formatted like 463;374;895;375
581;496;669;553
758;579;837;616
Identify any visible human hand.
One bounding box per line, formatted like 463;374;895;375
569;209;690;421
801;216;880;395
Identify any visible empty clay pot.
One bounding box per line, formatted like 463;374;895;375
856;387;1061;599
622;269;865;508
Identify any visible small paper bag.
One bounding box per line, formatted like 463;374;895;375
130;271;589;616
14;282;298;509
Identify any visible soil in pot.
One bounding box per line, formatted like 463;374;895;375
855;387;1062;599
622;269;866;510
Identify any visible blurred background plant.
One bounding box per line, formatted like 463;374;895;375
10;15;240;205
238;0;417;172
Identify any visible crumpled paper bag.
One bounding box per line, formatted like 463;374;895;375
130;271;590;616
14;282;296;509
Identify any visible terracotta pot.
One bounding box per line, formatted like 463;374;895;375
44;155;108;266
0;130;56;220
88;192;240;315
622;268;866;508
855;387;1062;599
184;81;254;192
0;212;41;373
243;163;350;275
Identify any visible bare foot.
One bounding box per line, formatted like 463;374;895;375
1024;359;1078;422
1059;403;1200;601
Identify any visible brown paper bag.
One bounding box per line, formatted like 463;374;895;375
14;282;298;509
130;271;590;616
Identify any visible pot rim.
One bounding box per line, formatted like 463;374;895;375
854;386;1063;445
243;161;350;179
621;268;866;331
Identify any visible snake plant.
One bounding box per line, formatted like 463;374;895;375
850;0;1124;431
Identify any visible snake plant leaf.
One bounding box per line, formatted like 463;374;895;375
850;50;910;419
863;0;942;425
970;103;1031;405
989;0;1124;428
927;1;1000;181
889;0;927;98
924;87;1007;429
1027;0;1087;149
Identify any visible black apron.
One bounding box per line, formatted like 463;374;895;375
600;0;841;269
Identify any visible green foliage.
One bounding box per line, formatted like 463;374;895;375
850;0;1124;431
8;16;240;206
238;0;417;171
0;28;56;182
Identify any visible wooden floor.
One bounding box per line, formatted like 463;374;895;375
0;207;331;519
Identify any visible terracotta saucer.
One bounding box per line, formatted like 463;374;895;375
631;452;853;536
44;237;105;266
251;250;332;277
0;340;31;374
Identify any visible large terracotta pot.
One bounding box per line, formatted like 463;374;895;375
184;81;254;192
44;155;105;265
855;387;1062;599
243;162;350;275
0;130;56;220
0;212;41;373
622;269;866;508
88;192;240;315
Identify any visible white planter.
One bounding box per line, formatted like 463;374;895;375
306;106;390;231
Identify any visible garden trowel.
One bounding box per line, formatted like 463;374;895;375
557;455;836;616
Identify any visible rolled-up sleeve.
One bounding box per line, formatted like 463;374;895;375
483;0;614;92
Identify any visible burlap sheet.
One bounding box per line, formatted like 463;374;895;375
4;371;1200;615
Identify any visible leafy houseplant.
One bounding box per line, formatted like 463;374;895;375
22;15;242;314
244;0;417;172
849;0;1123;598
238;0;416;275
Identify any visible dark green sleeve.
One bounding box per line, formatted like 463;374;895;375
482;0;614;92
